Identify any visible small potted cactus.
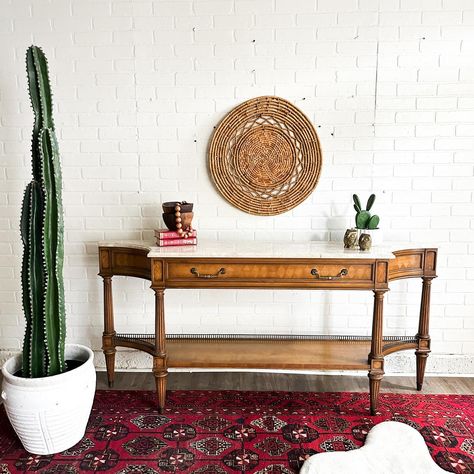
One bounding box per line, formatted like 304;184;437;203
353;193;382;247
1;46;95;455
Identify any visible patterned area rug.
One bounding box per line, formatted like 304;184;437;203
0;390;472;473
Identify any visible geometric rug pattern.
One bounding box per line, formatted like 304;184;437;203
0;390;472;473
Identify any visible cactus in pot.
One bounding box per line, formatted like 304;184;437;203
20;45;66;377
1;45;95;456
353;193;380;230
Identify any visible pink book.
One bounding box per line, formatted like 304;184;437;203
156;237;197;247
154;228;197;239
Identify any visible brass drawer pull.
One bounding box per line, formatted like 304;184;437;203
190;267;226;279
310;268;348;280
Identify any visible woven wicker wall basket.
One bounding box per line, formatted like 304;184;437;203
208;96;322;216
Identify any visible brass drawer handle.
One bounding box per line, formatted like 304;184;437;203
190;267;226;279
310;268;348;280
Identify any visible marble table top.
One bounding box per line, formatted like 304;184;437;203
96;239;427;260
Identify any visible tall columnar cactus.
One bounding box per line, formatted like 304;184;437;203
353;194;380;230
20;46;66;378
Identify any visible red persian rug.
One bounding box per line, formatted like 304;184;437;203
0;390;472;473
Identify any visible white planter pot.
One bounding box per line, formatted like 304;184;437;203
1;344;96;455
368;228;383;246
358;228;383;247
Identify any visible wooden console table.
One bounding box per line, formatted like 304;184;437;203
98;240;437;415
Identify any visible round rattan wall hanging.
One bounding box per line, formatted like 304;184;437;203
208;96;322;216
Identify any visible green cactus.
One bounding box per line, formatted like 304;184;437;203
20;46;66;378
355;210;371;229
352;194;362;212
366;194;376;211
368;215;380;229
353;193;380;230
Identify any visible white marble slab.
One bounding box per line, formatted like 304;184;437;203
98;239;438;259
97;240;404;259
97;240;435;259
98;240;153;251
146;240;398;259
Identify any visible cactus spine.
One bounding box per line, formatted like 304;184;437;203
353;193;380;230
21;46;66;378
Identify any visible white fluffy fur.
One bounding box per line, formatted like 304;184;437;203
300;421;449;474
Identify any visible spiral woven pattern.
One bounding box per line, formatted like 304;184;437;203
209;96;322;216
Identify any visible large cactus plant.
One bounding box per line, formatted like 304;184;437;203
20;46;66;378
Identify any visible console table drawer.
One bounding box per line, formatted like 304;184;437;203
165;260;374;286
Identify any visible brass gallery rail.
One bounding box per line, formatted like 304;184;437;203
98;242;437;415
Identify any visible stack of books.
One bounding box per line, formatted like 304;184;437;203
154;229;197;247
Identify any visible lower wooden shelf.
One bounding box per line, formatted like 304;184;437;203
113;334;385;370
166;338;371;370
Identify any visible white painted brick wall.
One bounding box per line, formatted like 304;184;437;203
0;0;473;372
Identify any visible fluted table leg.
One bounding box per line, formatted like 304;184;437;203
416;277;433;390
369;290;386;415
153;288;167;413
102;276;116;388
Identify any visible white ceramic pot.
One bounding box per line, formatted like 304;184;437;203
1;344;96;455
358;228;383;247
367;228;383;246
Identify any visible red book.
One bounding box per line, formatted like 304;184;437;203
154;228;197;239
156;237;197;247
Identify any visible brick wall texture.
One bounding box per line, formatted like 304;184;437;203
1;0;473;371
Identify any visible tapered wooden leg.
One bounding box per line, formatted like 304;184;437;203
416;353;429;391
153;288;167;412
154;357;168;414
416;277;433;391
369;371;383;415
104;348;116;388
102;276;116;388
368;290;386;415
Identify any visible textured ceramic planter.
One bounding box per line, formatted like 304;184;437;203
1;344;96;455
